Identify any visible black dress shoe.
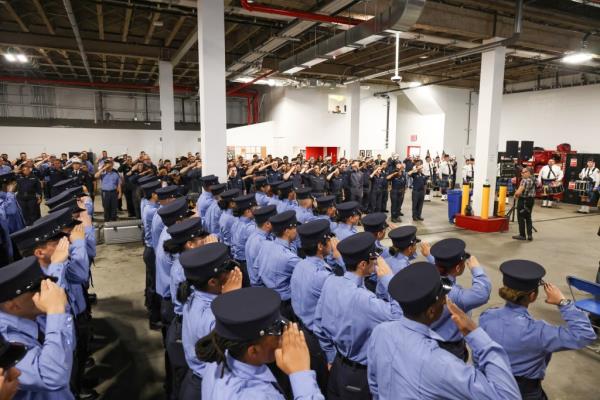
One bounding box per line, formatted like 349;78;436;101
418;217;425;221
527;237;533;241
413;218;419;222
512;235;527;240
399;212;404;216
149;321;162;331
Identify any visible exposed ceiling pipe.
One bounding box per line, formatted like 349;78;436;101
227;69;274;96
226;0;358;77
239;0;362;26
62;0;93;82
278;0;426;75
345;0;524;84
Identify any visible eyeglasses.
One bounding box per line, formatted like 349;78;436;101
259;318;289;337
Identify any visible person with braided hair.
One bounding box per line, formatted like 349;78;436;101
178;242;243;400
198;287;324;399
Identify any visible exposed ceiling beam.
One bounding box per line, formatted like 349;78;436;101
176;63;193;83
171;28;197;67
32;0;55;35
96;3;104;40
133;57;144;79
119;56;125;80
3;2;29;32
145;12;160;45
37;49;62;78
122;7;133;42
59;50;78;78
165;16;186;47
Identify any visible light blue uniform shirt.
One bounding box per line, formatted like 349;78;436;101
84;225;96;259
230;216;256;261
367;319;521;400
151;209;165;249
182;290;217;378
83;197;93;218
0;312;76;400
0;207;13;259
154;227;173;298
314;271;401;364
100;170;120;191
295;206;316;224
65;239;91;316
142;202;159;247
313;214;338;232
430;267;491;342
276;198;298;213
244;228;269;286
196;191;214;218
140;198;149;217
257;238;300;301
290;256;335;331
0;191;25;233
332;223;357;241
385;252;434;274
218;209;235;246
267;196;281;209
255;191;269;207
169;255;184;315
204;201;223;237
479;302;596;379
202;352;324;400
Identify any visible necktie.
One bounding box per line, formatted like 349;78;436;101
37;326;45;344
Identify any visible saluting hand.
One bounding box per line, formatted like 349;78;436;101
447;296;477;336
50;237;70;264
375;256;393;278
275;323;311;375
70;223;85;242
330;237;341;260
544;283;566;305
420;241;431;257
33;279;68;315
0;366;21;400
465;255;479;270
222;267;242;293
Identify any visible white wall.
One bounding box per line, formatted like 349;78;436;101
395;94;444;158
499;84;600;153
0;126;200;161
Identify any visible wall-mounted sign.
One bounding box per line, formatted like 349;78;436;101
569;158;578;167
410;135;418;142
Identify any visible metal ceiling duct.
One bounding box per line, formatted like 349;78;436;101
278;0;426;75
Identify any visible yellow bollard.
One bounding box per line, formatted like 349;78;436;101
497;185;507;217
481;184;490;219
461;184;470;215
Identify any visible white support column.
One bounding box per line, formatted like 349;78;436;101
159;60;176;161
349;82;360;158
472;44;506;217
197;0;227;180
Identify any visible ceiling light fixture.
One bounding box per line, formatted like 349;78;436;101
561;51;594;64
391;31;401;83
3;53;16;62
16;54;28;63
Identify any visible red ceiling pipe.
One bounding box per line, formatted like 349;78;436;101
227;69;274;96
240;0;361;26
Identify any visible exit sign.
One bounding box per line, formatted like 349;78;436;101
410;135;418;142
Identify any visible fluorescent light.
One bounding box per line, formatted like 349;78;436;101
302;58;327;68
16;54;28;63
283;66;305;75
355;35;385;46
3;53;16;62
407;81;422;88
325;46;356;59
562;52;594;64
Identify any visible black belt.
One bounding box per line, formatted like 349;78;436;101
336;353;367;370
515;376;542;390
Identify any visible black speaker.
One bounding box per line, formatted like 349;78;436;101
520;141;534;160
506;141;519;158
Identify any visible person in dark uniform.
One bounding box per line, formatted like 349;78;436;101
360;162;372;212
0;331;25;399
480;260;596;400
15;163;42;226
43;158;65;199
387;162;406;223
118;156;136;217
95;160;121;222
326;167;344;203
369;166;387;213
513;167;536;241
408;160;427;222
227;165;244;192
304;168;327;199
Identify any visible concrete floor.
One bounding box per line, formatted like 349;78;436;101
85;195;600;400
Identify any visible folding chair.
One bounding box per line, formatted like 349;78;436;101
566;275;600;353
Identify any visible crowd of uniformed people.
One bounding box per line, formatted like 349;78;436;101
0;149;597;400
